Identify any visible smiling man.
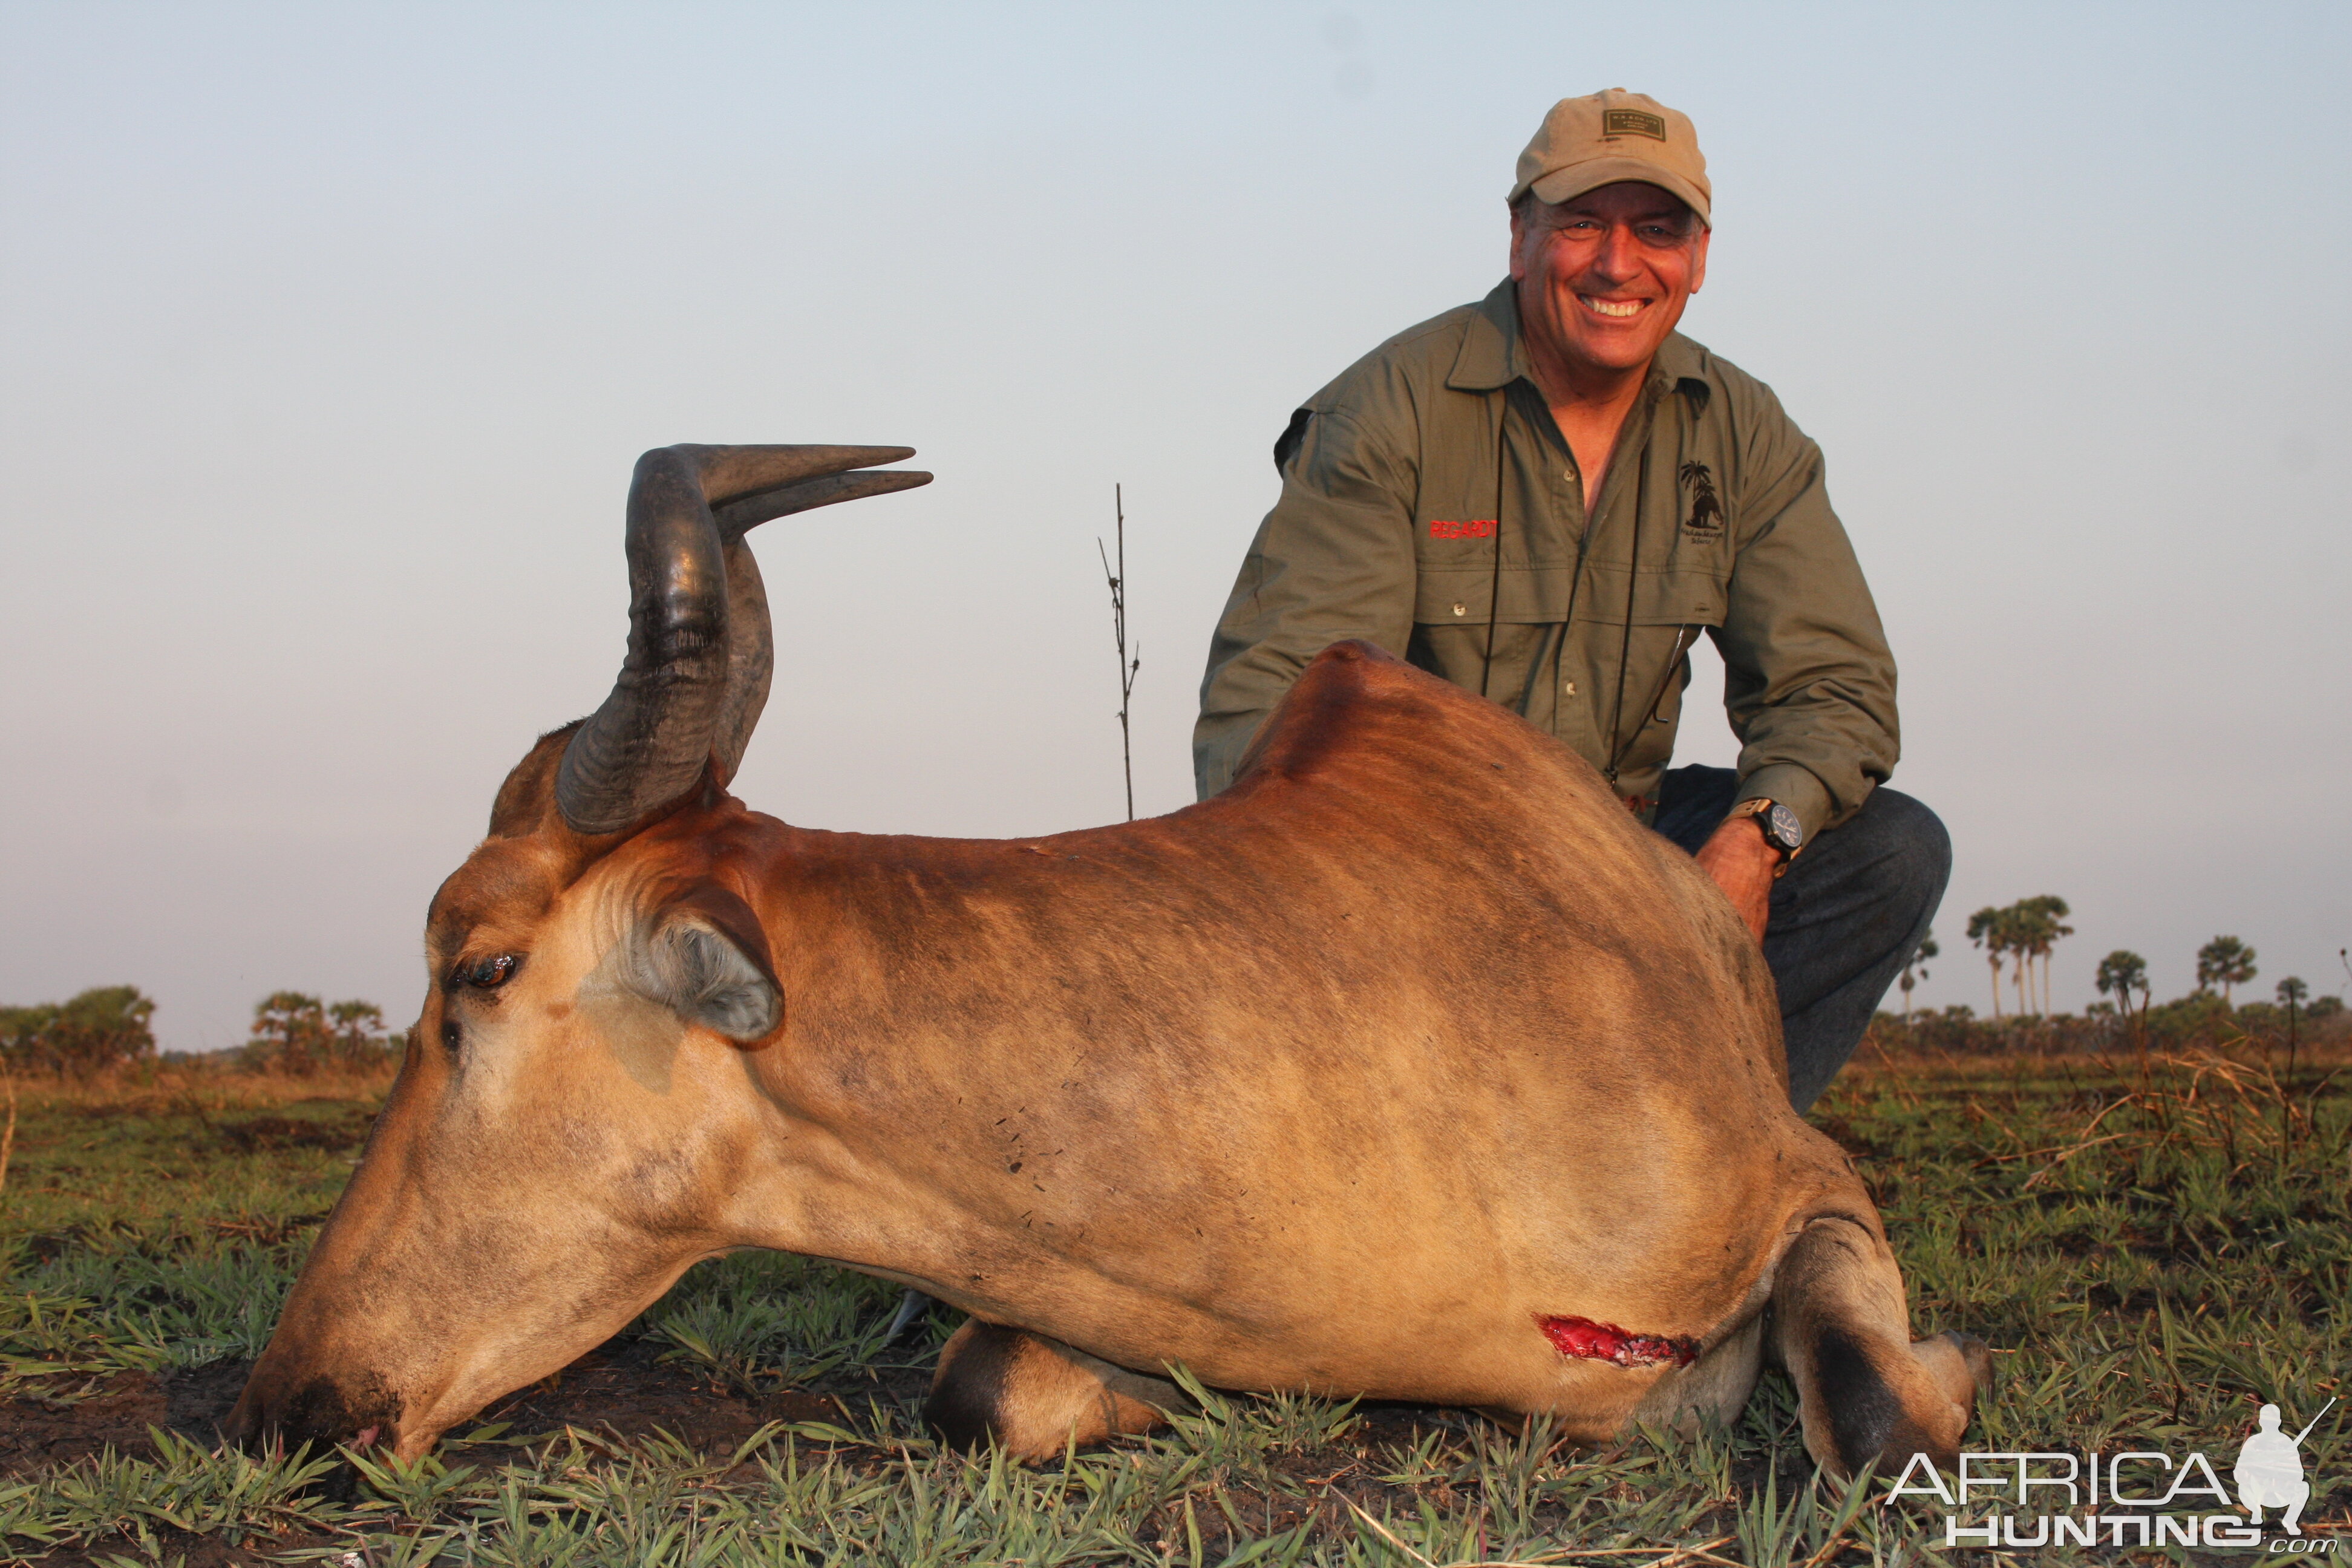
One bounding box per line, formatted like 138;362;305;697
1195;91;1945;1111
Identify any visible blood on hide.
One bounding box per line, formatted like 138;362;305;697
1537;1315;1698;1368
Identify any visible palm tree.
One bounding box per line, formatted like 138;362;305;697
2195;935;2258;1007
247;991;330;1074
2016;895;2073;1016
2098;945;2154;1030
1966;907;2008;1021
1898;931;1938;1025
2095;949;2148;1045
2096;950;2148;1009
2278;976;2310;1085
327;999;388;1067
2015;912;2037;1017
1980;901;2047;1019
2001;903;2043;1017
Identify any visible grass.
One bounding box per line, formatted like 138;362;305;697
1;1043;2346;1566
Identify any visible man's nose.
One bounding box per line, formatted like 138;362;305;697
1589;222;1644;283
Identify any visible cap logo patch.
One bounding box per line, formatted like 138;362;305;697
1602;109;1667;141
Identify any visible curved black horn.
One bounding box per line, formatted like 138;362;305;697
708;456;932;785
556;445;931;835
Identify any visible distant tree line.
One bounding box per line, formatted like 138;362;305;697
1884;912;2343;1056
1;986;402;1078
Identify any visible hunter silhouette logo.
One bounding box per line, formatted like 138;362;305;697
2238;1398;2333;1536
1678;460;1723;536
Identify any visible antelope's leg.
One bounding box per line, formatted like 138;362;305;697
924;1322;1178;1460
1770;1217;1991;1477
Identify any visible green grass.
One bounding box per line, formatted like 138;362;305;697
2;1045;2346;1565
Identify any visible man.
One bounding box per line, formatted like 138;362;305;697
1194;90;1946;1112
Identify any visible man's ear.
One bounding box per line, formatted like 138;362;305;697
618;884;783;1043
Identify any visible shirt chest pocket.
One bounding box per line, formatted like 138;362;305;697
1580;564;1728;629
1410;560;1579;626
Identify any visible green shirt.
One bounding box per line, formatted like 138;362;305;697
1193;280;1899;843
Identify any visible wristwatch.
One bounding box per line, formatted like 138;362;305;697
1728;797;1804;872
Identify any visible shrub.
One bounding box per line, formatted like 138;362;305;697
0;985;158;1078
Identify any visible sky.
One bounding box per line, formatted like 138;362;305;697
2;2;2346;1051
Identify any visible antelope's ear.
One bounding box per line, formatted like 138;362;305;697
620;885;783;1042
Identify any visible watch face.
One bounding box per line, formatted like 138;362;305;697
1766;802;1803;851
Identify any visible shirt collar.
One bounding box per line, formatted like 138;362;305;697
1449;278;1711;410
1445;281;1529;391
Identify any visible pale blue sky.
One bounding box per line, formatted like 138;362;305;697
4;2;2346;1048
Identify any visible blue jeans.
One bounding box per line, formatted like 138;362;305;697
1651;767;1950;1112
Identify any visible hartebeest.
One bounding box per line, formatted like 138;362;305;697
228;444;1986;1475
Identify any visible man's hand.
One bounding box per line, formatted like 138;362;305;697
1694;815;1779;943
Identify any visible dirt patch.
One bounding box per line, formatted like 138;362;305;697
1;1341;857;1482
167;1357;258;1440
0;1361;252;1478
476;1335;854;1453
1;1371;169;1477
215;1114;369;1155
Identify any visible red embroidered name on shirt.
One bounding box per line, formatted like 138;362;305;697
1428;519;1497;539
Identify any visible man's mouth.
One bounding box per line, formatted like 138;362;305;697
1578;295;1648;319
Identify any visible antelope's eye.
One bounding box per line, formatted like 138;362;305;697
459;953;521;990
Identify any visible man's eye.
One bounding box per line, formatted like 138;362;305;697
460;954;520;990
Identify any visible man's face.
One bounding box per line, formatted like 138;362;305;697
1509;181;1709;381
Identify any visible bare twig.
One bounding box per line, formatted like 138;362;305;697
2017;1131;2132;1189
1096;485;1141;821
0;1066;16;1198
1541;1540;1736;1566
1329;1490;1725;1568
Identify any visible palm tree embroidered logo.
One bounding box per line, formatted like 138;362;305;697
1678;460;1723;536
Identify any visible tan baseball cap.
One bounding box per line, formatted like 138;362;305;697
1509;90;1710;226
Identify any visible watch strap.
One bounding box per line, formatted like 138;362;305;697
1728;797;1805;867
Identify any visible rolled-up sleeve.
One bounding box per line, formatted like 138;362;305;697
1192;407;1419;797
1715;393;1900;841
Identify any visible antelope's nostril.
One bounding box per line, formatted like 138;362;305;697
229;1366;407;1457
